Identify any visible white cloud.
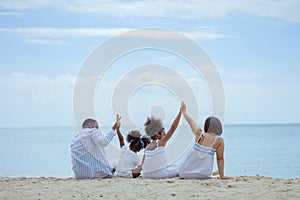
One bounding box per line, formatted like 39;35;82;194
24;38;64;45
0;71;204;127
0;11;23;16
0;0;299;22
0;27;232;42
0;27;132;38
0;69;298;127
126;28;234;40
94;66;214;127
0;0;55;10
0;73;76;127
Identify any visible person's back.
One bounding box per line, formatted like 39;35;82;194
115;129;150;178
71;128;113;179
179;102;230;180
141;106;182;179
70;117;120;179
178;132;220;179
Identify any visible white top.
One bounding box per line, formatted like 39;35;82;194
70;128;116;179
141;146;179;179
142;147;167;173
115;146;140;178
179;135;219;179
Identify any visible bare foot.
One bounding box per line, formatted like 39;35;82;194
220;176;232;180
212;170;219;176
112;167;116;174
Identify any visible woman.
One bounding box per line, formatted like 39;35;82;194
141;106;181;179
179;102;230;180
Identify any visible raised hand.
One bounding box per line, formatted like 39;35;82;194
116;114;121;129
112;114;121;130
180;101;186;113
181;101;202;136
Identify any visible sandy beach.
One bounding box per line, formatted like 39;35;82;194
0;175;299;200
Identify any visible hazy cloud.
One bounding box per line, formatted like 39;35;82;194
23;38;64;45
0;11;23;16
0;27;232;41
0;73;75;127
1;0;299;22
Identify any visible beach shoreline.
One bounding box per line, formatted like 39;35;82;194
1;175;299;200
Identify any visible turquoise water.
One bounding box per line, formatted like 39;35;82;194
0;124;299;178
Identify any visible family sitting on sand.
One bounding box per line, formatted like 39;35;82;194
70;102;230;180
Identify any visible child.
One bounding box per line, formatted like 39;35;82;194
178;102;230;180
115;128;150;178
141;106;181;179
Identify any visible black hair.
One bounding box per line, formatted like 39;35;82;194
127;130;150;152
204;117;223;135
82;118;98;128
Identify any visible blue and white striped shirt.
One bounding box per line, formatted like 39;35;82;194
70;128;116;179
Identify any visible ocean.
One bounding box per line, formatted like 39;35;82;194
0;124;299;179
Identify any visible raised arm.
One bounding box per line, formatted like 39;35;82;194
114;114;124;147
116;128;125;148
113;114;124;148
112;114;121;131
181;101;202;137
160;108;181;145
91;114;121;147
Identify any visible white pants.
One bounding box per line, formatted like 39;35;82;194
142;164;178;179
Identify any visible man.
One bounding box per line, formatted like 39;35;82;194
70;115;121;179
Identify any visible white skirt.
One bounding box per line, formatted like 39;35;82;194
179;143;215;179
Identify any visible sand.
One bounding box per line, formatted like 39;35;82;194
1;175;299;200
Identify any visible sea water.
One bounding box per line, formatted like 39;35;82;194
0;124;299;179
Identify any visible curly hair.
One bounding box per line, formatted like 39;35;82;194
127;130;150;151
127;130;142;143
144;116;163;138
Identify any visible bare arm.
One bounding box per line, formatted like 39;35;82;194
112;114;121;131
216;137;230;180
160;108;182;145
116;128;125;148
115;114;124;147
181;101;202;137
141;154;145;165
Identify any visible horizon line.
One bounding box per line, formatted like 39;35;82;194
0;122;299;129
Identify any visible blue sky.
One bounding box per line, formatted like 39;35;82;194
0;0;299;127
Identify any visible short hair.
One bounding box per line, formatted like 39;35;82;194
82;118;98;128
144;116;163;138
204;117;223;135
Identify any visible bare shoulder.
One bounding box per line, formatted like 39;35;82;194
218;136;224;142
193;128;203;141
214;136;224;149
157;139;166;147
146;142;156;151
218;136;224;144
